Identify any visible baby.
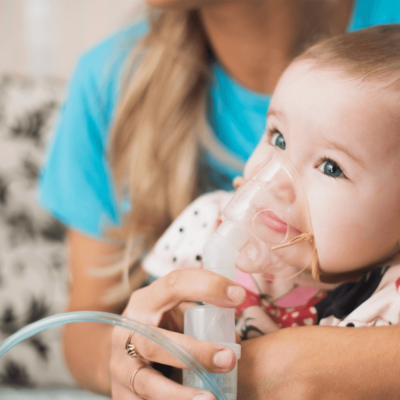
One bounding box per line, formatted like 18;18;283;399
143;25;400;339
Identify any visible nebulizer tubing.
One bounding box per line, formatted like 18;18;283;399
0;311;227;400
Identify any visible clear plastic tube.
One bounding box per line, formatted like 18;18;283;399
0;311;227;400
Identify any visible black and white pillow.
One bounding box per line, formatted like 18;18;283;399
0;75;76;388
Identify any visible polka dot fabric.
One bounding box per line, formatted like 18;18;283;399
236;287;327;329
142;191;233;278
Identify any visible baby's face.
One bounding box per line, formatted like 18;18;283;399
244;61;400;274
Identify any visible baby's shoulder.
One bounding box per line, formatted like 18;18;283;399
317;264;400;327
142;191;234;279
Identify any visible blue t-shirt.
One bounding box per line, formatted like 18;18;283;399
38;0;400;238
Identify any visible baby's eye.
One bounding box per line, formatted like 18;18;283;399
271;132;286;150
318;159;344;178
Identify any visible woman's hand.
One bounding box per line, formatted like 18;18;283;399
110;269;247;400
238;324;400;400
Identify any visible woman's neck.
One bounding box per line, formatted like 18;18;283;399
201;0;354;94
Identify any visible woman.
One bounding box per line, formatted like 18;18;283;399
39;0;400;399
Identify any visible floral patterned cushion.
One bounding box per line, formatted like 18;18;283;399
0;75;75;388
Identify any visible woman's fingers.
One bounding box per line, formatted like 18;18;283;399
125;269;246;323
111;352;216;400
117;365;216;400
136;327;237;372
114;327;237;373
111;269;244;399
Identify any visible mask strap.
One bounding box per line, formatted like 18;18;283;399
271;232;314;251
271;233;321;281
311;247;320;282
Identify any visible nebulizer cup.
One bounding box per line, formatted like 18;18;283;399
183;306;241;400
183;147;318;399
221;146;317;278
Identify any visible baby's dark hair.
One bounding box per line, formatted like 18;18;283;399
296;24;400;89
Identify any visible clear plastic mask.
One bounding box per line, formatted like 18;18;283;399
223;147;317;277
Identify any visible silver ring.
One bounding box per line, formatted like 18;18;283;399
125;331;142;358
130;365;151;395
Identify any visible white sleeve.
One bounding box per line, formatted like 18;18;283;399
142;191;233;279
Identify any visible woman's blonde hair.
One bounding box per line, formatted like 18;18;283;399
103;9;210;303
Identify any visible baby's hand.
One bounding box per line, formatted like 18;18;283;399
236;305;280;340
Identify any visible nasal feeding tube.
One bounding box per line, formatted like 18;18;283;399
183;147;318;399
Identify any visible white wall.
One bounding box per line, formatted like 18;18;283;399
0;0;145;80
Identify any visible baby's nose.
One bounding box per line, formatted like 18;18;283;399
273;181;296;205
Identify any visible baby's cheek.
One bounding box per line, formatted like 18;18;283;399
306;187;351;272
305;186;331;233
304;168;400;275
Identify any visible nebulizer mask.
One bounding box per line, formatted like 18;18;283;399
237;146;315;274
204;146;318;281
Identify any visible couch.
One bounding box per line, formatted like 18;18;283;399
0;75;110;399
